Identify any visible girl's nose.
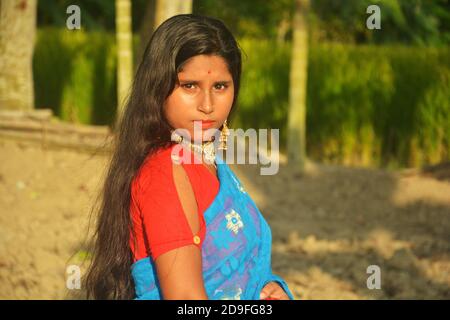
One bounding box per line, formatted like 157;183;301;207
198;91;214;113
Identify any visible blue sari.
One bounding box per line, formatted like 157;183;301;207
131;154;294;300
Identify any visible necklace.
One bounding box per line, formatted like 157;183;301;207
172;131;217;168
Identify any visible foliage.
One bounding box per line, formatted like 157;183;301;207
235;40;450;168
33;30;450;168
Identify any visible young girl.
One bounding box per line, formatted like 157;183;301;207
85;14;294;300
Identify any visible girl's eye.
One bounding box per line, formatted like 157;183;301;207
215;83;228;90
182;83;196;89
181;83;228;90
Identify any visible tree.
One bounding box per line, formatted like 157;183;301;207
310;0;450;45
115;0;133;127
136;0;156;69
0;0;37;111
154;0;192;29
194;0;294;40
287;0;309;171
136;0;193;87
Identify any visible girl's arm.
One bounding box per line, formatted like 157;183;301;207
155;244;208;300
153;162;208;300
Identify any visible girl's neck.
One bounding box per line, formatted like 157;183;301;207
172;132;216;168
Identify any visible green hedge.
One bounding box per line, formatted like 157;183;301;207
33;29;450;168
304;44;450;168
33;28;118;125
236;40;450;169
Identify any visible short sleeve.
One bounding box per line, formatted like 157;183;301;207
133;150;204;261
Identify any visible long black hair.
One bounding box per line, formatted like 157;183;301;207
84;14;242;299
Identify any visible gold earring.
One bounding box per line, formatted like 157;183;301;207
218;120;230;150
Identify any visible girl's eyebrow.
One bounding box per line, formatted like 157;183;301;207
178;80;232;84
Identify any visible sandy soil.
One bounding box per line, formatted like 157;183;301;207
0;138;449;299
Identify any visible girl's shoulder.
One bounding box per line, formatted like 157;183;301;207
143;144;175;167
132;144;176;195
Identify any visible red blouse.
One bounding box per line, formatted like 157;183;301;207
129;143;220;263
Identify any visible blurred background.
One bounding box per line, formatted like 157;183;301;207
0;0;449;299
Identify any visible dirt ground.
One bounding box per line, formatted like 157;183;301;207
0;138;449;299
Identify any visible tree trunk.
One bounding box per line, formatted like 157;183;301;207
0;0;37;111
136;0;156;71
154;0;192;30
276;12;291;44
136;0;193;74
115;0;133;128
287;0;309;172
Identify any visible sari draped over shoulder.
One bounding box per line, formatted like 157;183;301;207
131;154;294;300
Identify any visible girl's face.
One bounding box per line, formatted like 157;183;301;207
164;54;235;142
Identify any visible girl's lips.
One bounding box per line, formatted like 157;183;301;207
195;120;215;129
